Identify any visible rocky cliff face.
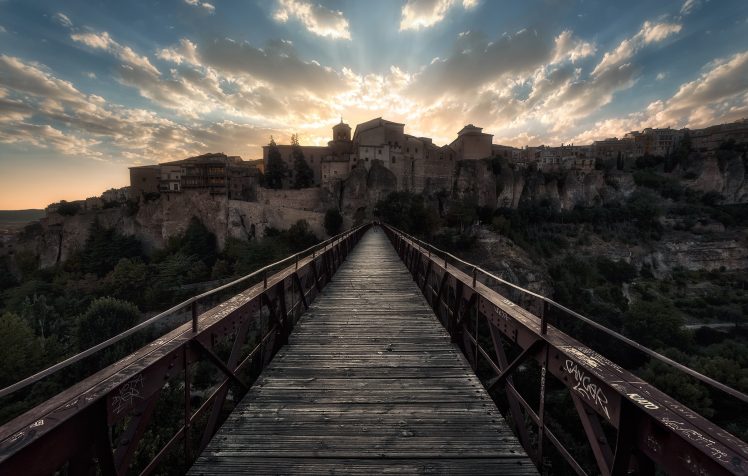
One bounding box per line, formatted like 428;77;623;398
688;152;748;203
16;191;329;268
338;160;397;217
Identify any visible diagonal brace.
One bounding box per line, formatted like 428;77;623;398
488;339;544;392
191;340;249;392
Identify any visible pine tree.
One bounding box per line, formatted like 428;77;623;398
265;136;287;189
291;134;314;189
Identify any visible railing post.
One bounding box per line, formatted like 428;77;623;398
540;299;549;335
472;267;477;288
263;270;268;289
191;300;198;333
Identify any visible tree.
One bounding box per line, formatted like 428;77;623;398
0;312;43;388
76;297;140;351
622;300;691;350
82;219;143;276
104;258;150;304
179;217;217;266
265;136;288;189
291;134;314;189
324;208;343;236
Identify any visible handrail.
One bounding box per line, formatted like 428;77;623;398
383;224;748;405
0;224;366;399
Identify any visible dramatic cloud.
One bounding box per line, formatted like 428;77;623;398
273;0;350;40
592;21;681;76
571;50;748;143
400;0;477;30
184;0;215;14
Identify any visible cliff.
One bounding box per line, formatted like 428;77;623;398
13;190;330;268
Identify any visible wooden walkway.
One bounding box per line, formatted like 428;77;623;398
189;227;536;475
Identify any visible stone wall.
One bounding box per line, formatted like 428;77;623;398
256;187;326;212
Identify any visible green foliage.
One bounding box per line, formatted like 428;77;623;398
641;354;714;417
633;170;685;200
324;208;343;236
291;135;314;189
634;154;664;170
374;192;438;237
264;136;287;189
82;219;143;276
104;258;150;303
0;257;16;291
625;189;663;230
444;199;478;229
0;312;43;388
56;200;81;216
76;297;140;351
175;217;217;266
14;250;39;280
623;300;691;349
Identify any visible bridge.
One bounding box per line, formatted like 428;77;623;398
0;224;746;475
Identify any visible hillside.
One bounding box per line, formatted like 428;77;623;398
0;209;44;223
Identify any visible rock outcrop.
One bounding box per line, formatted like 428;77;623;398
15;191;328;268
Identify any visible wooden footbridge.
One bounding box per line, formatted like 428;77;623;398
0;224;746;475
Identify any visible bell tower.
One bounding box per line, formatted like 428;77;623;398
332;118;351;142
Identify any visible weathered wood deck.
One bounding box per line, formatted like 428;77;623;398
189;227;535;475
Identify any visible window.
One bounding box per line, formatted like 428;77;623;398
378;149;381;155
365;157;369;161
392;157;396;164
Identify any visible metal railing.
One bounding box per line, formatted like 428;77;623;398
383;223;748;476
386;225;748;405
0;223;370;475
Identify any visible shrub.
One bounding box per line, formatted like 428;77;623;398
324;208;343;236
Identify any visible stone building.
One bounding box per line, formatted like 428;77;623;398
449;124;493;161
129;153;259;201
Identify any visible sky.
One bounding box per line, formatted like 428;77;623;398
1;0;748;209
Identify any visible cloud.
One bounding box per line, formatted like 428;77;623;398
0;26;6;34
592;21;682;76
184;0;215;14
85;72;97;79
400;0;477;31
651;50;748;127
656;72;666;80
71;31;161;76
273;0;350;40
680;0;700;15
552;30;596;64
53;12;73;28
157;38;200;65
570;50;748;143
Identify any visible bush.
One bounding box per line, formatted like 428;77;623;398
324;208;343;236
374;192;438;236
76;297;140;351
56;200;81;216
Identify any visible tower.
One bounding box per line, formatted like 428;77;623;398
332;119;351;142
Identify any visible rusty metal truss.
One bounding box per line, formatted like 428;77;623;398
0;224;370;475
383;224;748;476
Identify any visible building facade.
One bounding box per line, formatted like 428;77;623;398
129;153;259;200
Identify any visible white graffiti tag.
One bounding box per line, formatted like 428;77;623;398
661;417;733;465
112;374;144;414
564;360;610;420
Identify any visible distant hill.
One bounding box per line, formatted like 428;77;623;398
0;209;45;224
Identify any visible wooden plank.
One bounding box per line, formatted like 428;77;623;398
189;227;536;475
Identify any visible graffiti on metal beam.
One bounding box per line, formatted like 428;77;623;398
112;374;144;415
627;393;659;410
660;417;736;467
564;359;610;420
